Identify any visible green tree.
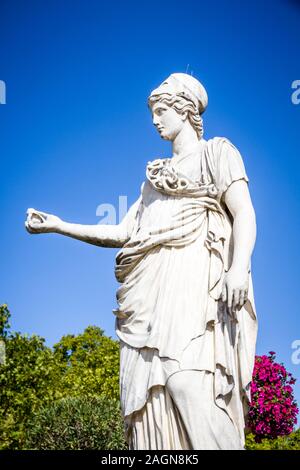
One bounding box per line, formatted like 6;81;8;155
53;325;120;400
0;303;10;338
0;305;63;449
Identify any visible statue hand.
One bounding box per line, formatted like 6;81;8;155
25;208;62;234
221;267;249;312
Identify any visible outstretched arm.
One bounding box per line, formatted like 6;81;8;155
221;179;257;311
25;196;142;248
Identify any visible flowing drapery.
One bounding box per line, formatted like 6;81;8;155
113;137;258;449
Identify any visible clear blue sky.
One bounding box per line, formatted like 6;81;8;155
1;0;300;407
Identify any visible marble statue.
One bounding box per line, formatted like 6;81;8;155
25;73;258;450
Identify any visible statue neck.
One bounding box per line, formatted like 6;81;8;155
172;125;200;160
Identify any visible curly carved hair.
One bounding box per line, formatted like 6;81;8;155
148;93;204;139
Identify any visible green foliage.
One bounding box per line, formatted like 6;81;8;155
0;307;64;449
245;429;300;450
5;302;298;451
25;396;128;450
0;305;122;450
0;332;62;449
0;303;10;337
53;325;120;401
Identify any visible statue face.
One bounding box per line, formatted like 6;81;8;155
151;100;185;142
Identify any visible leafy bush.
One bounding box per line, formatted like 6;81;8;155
248;351;298;440
245;428;300;450
25;396;128;450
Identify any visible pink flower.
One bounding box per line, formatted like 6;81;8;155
247;351;298;439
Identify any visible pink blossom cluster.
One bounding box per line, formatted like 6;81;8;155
248;351;298;440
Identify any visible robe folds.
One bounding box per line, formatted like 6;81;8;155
112;137;258;450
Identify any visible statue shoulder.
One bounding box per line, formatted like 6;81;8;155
206;136;246;164
206;137;249;195
206;136;235;152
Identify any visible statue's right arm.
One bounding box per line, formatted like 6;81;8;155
25;196;142;248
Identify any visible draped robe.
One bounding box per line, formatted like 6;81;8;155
112;136;258;450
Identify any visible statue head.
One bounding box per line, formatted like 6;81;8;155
148;73;208;142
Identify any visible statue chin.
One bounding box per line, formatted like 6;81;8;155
158;130;172;141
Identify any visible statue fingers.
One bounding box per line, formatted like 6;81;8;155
233;288;240;309
28;210;46;225
25;217;44;233
25;220;39;234
26;208;36;216
34;209;49;219
26;208;45;221
227;287;233;309
239;289;246;308
221;283;227;302
25;220;32;233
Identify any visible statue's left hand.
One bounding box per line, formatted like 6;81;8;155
221;267;249;312
25;208;62;234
